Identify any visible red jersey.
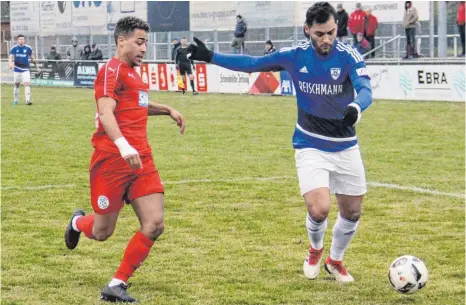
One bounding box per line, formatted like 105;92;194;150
458;2;465;26
92;57;152;156
348;10;366;35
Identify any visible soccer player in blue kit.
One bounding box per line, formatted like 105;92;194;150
187;2;372;282
9;34;40;105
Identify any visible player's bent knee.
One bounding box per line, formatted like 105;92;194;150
92;228;114;241
23;82;30;86
308;207;330;222
341;209;361;222
141;221;164;241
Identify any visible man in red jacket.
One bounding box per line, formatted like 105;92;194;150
348;3;366;45
364;8;378;58
457;1;465;56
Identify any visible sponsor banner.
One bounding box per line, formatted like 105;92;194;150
217;67;249;93
74;61;98;87
157;63;168;91
40;1;72;36
166;64;179;91
248;72;281;95
10;2;40;36
195;64;208;92
190;1;237;30
280;71;295;96
107;1;147;31
148;1;190;32
296;1;430;24
149;64;159;90
366;64;465;102
135;63;150;90
237;2;295;28
396;65;465;102
31;61;74;87
72;1;107;35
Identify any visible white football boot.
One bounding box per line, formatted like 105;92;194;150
324;256;354;283
303;245;324;279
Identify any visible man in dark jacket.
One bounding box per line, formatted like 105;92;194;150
264;40;277;55
46;45;61;60
176;37;198;95
89;43;103;60
336;3;349;41
231;15;247;54
171;38;181;62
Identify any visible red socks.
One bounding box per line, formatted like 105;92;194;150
76;215;95;239
114;231;154;282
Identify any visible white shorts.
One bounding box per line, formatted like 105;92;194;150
14;71;31;84
295;146;367;196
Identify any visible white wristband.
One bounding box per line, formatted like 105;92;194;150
114;137;138;158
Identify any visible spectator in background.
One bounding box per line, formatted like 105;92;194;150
171;38;181;62
348;3;366;45
67;37;82;60
81;45;91;60
231;15;247;54
457;1;465;57
355;32;371;55
264;40;277;55
336;3;349;42
403;1;419;59
364;8;378;58
89;43;103;60
46;45;61;60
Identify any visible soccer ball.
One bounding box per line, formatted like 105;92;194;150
388;255;428;294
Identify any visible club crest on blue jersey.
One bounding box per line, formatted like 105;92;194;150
330;68;341;80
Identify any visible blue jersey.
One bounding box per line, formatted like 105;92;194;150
10;44;33;72
211;41;372;152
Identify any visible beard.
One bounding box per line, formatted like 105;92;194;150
310;36;333;55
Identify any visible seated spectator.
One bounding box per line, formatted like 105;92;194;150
354;32;371;55
264;40;277;55
89;43;103;60
46;45;61;60
81;45;91;60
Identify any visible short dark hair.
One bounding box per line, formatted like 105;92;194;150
17;34;25;39
114;16;150;45
305;2;337;27
237;15;242;19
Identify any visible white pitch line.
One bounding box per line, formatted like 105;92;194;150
1;184;77;191
1;176;464;199
366;181;465;199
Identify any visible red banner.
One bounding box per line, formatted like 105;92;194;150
157;63;168;91
196;63;208;92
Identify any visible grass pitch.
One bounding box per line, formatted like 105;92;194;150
1;85;464;305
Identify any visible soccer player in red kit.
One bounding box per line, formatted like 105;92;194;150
64;17;186;303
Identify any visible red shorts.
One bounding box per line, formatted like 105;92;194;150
89;150;164;215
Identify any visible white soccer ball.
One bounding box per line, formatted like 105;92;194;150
388;255;428;294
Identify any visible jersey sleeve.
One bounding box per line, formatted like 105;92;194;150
9;46;16;55
210;47;296;73
27;46;32;56
347;47;372;112
94;63;121;102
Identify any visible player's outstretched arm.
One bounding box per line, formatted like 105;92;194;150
187;37;291;73
98;96;142;169
148;102;186;134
